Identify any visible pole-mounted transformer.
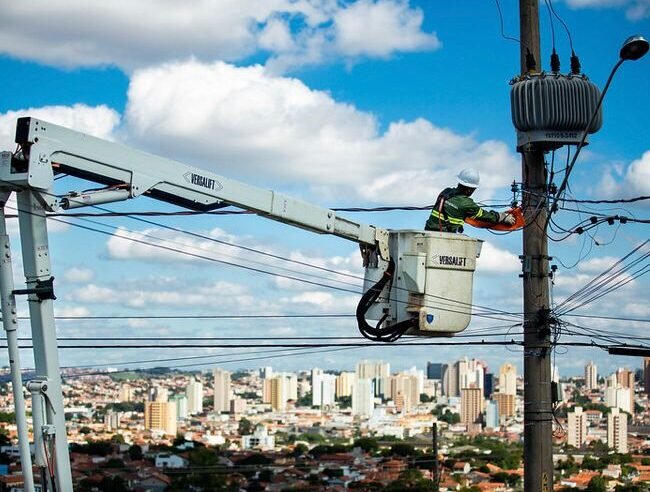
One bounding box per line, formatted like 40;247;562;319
510;72;603;151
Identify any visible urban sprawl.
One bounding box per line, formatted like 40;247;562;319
1;358;650;491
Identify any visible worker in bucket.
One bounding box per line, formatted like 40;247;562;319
425;168;516;233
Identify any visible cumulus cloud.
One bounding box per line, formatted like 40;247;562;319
68;281;255;309
476;242;520;274
333;0;440;57
124;60;518;203
564;0;649;19
598;150;650;200
0;0;440;71
63;267;95;283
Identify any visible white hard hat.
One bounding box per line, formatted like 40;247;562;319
457;168;480;188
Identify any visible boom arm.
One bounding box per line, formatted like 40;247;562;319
2;117;389;259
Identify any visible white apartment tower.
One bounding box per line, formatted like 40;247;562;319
213;368;231;413
311;368;336;407
567;407;587;449
356;360;390;397
607;407;628;453
352;378;374;417
186;378;203;415
585;361;598;390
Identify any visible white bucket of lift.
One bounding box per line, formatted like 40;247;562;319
362;230;483;337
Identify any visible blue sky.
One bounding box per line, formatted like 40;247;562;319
0;0;648;379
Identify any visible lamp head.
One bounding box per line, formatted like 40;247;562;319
620;35;649;61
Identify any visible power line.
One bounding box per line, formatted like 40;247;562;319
4;201;523;323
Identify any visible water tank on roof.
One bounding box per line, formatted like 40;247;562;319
511;73;602;150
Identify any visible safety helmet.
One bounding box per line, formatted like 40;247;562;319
457;168;480;188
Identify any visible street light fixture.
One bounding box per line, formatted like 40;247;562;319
620;35;649;61
550;34;649;216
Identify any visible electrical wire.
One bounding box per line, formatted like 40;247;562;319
494;0;526;47
3;197;524;323
545;0;574;53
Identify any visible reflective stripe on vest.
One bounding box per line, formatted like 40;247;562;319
429;209;464;226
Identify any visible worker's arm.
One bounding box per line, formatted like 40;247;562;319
461;197;502;224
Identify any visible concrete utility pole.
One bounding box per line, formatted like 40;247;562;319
518;1;554;491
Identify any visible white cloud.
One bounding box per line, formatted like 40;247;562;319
54;306;90;317
598;150;650;200
564;0;649;19
475;242;520;274
333;0;440;57
63;267;95;283
0;0;441;71
0;104;120;150
124;60;518;203
68;281;255;309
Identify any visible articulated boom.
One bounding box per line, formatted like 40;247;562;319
0;116;483;491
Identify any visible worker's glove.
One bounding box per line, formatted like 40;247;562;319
499;212;516;226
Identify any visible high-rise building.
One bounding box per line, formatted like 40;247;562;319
149;386;168;403
352;378;374;417
607;407;628;454
427;362;447;380
485;400;499;429
105;411;121;431
484;373;494;398
498;363;517;396
312;369;336;407
644;358;650;395
145;401;177;435
461;387;483;425
263;373;295;409
336;372;355;398
230;398;247;414
260;366;273;379
617;368;635;414
213;368;231;413
493;392;515;418
442;364;459;397
186;378;203;415
356;360;390;397
269;375;288;411
390;374;419;414
173;395;188;419
459;358;486;393
585;361;598;390
119;383;133;402
567;407;587;449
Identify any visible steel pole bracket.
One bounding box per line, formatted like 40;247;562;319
13;276;56;301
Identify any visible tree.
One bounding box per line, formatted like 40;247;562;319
128;444;143;461
337;395;352;408
98;476;128;492
238;417;253;436
586;476;608;492
297;391;312;407
110;433;125;444
439;412;461;424
292;443;308;457
389;443;417;457
354;437;379;454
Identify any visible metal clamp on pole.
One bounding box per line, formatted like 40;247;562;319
13;276;56;301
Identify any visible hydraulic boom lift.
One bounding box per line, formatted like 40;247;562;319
0;117;483;490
